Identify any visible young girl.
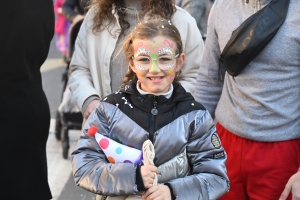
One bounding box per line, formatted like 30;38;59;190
68;0;204;121
71;16;229;200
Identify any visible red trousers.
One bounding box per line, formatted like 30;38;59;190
217;123;300;200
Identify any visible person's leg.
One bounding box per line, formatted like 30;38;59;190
244;138;300;200
217;123;249;200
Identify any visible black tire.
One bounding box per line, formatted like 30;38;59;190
54;110;62;140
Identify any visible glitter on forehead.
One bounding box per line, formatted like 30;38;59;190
136;48;150;56
158;46;173;55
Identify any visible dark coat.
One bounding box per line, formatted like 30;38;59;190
0;0;54;199
62;0;90;22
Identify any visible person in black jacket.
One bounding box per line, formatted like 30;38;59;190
0;0;54;199
62;0;90;23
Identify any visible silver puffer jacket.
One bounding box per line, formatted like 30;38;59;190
71;81;229;200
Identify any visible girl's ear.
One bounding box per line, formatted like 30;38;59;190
176;53;185;72
129;59;136;73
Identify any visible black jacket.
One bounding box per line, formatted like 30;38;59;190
0;0;54;199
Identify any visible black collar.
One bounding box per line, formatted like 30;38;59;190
120;80;194;113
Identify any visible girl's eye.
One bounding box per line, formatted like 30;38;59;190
158;56;173;63
137;57;151;63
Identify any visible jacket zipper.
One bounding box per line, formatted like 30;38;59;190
149;97;158;142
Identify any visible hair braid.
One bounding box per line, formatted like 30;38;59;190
121;68;137;89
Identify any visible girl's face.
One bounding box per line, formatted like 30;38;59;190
129;35;185;94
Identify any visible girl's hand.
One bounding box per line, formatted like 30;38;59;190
140;165;158;189
142;185;172;200
83;100;100;119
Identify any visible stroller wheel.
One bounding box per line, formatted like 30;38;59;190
54;110;62;140
62;139;69;159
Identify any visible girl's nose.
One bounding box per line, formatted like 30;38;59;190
149;60;160;72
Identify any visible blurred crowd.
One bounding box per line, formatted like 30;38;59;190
2;0;299;200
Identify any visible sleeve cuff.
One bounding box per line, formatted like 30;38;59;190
136;164;146;191
82;95;100;113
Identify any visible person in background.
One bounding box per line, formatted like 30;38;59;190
62;0;90;23
71;15;229;200
68;0;204;122
175;0;211;40
54;0;70;61
194;0;300;199
0;0;54;199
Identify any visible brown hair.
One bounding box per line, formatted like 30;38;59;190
121;15;183;88
88;0;176;36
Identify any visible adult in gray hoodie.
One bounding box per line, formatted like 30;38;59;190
194;0;300;199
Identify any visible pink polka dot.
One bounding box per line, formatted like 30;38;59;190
99;138;109;149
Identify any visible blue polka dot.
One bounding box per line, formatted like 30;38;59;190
116;147;122;154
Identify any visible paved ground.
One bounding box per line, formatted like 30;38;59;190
42;57;96;200
47;119;96;200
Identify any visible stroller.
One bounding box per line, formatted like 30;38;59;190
54;18;84;159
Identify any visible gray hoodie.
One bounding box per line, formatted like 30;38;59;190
194;0;300;142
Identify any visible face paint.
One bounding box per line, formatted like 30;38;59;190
131;36;181;94
164;67;176;81
149;54;159;72
133;39;178;71
163;39;174;48
136;48;150;57
135;39;175;55
148;40;163;50
158;46;173;55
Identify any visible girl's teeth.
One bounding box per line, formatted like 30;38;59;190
150;77;160;80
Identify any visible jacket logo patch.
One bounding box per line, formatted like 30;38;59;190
213;151;225;159
211;134;221;149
